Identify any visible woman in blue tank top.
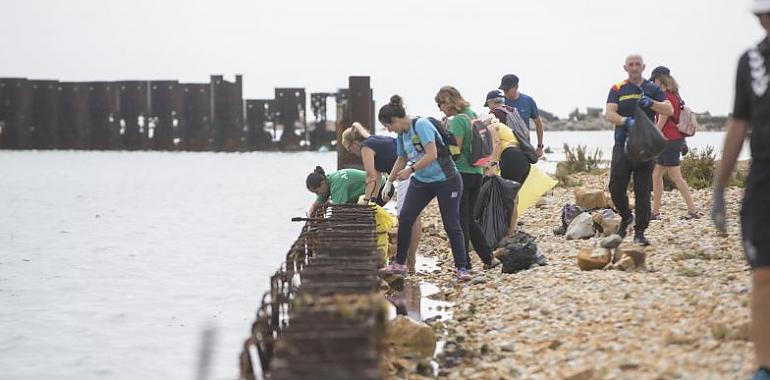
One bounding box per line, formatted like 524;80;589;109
341;121;421;272
341;122;397;199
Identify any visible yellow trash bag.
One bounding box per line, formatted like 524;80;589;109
373;204;398;265
517;164;557;214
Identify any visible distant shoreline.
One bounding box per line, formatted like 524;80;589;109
540;110;729;132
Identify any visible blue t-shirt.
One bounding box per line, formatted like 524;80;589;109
607;79;667;144
361;135;397;173
396;118;457;183
504;93;539;129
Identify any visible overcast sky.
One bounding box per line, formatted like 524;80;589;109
0;1;763;119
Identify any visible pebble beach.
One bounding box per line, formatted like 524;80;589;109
397;171;754;380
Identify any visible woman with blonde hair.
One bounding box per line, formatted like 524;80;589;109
341;121;420;272
436;86;500;270
649;66;700;220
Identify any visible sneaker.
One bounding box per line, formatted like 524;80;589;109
455;268;472;281
378;263;407;275
753;367;770;380
618;215;634;238
650;212;660;221
633;232;651;246
483;258;501;270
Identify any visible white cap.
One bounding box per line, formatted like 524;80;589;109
752;0;770;14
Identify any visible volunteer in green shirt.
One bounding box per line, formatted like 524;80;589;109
435;86;499;270
305;166;386;216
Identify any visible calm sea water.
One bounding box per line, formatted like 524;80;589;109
0;131;748;379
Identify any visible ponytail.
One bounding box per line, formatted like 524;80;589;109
377;95;406;125
306;166;326;189
341;122;371;150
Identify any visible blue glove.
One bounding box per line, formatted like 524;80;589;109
623;117;635;128
639;95;654;109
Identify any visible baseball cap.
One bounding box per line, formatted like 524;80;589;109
649;66;670;82
752;0;770;14
498;74;519;91
484;89;505;107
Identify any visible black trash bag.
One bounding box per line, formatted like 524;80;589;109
625;105;668;165
496;231;546;273
474;176;521;249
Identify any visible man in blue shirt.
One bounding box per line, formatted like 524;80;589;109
605;54;673;246
499;74;545;157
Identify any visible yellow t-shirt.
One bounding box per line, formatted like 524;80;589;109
496;124;519;152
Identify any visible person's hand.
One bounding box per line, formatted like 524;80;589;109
397;167;413;181
483;161;498;177
639;95;654;109
681;143;689;156
623;117;635;128
536;146;544;158
380;180;393;203
711;189;727;236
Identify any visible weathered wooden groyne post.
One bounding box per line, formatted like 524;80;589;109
239;204;388;380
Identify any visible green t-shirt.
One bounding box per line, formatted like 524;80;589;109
449;107;482;174
316;169;385;204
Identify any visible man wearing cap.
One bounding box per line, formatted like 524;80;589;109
498;74;545;157
713;2;770;378
604;54;673;246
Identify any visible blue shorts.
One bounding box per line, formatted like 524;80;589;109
655;139;684;167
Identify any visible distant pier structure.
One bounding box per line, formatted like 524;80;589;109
0;75;374;158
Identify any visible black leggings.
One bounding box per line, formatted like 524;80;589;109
459;173;493;268
609;144;654;233
500;147;531;185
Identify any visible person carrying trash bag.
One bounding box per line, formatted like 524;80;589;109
376;95;472;281
341;121;422;272
713;3;770;378
435;86;500;270
604;54;673;245
485;90;535;236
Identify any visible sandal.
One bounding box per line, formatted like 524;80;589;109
681;211;701;220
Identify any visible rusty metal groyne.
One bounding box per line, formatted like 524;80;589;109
239;204;388;380
0;75;374;156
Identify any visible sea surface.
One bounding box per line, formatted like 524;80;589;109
0;131;749;379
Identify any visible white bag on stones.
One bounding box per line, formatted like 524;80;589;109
565;212;594;240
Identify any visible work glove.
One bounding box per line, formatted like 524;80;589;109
381;180;393;203
710;188;727;236
639;95;654;109
623;117;635;128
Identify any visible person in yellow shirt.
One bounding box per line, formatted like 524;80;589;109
485;90;532;235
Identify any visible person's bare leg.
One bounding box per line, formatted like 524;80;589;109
406;217;421;273
667;166;698;214
753;268;770;369
652;164;666;215
508;196;519;236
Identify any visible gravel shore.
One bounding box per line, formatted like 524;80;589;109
408;172;754;379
